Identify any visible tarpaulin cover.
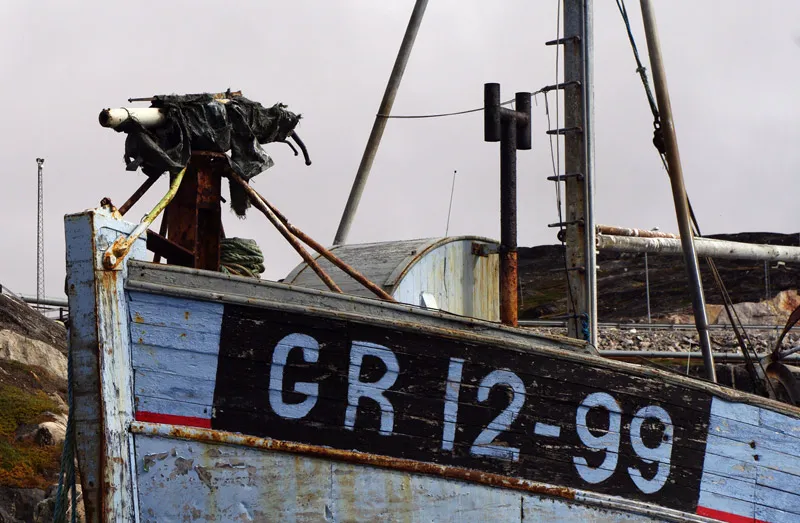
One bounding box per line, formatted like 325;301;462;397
115;94;303;216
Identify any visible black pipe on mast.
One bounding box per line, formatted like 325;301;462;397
484;83;531;327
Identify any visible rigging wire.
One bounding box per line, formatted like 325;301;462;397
377;100;514;119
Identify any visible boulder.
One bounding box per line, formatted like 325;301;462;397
0;330;67;380
33;483;84;523
0;487;46;523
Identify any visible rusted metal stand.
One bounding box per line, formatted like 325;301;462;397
151;151;224;271
484;83;531;327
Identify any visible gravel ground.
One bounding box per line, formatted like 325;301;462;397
527;326;800;354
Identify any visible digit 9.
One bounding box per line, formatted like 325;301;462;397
574;392;622;484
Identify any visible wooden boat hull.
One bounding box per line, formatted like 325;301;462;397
65;210;800;522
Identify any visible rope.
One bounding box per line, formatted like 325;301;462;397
580;313;591;342
54;343;77;523
615;0;660;125
220;238;265;278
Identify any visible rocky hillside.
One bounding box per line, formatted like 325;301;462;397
519;232;800;323
0;291;80;522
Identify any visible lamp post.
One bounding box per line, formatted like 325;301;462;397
645;226;659;323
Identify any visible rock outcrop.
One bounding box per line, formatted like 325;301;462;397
0;290;72;522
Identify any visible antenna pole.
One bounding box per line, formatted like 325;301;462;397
640;0;716;382
333;0;429;245
36;158;45;308
445;170;457;236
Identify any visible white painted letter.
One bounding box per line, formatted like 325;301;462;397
269;333;320;419
442;357;465;451
345;341;399;435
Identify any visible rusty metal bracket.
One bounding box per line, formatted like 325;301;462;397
471;243;499;257
103;167;185;269
119;174;160;216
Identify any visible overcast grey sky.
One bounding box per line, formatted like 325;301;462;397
1;1;798;297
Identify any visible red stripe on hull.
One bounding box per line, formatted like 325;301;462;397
697;506;767;523
135;411;211;429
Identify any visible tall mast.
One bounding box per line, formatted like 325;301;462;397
555;0;597;345
36;158;45;308
639;0;716;381
333;0;429;245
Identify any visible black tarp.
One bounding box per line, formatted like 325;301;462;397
115;94;304;216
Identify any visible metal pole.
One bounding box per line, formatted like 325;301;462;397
333;0;429;245
645;226;657;323
645;252;651;323
36;158;45;308
582;0;598;346
639;0;716;382
445;170;457;236
500;113;518;327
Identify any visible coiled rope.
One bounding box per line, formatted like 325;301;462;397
220;238;265;278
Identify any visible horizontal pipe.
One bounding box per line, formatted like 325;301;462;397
597;225;678;239
597;234;800;262
519;320;797;331
600;350;800;363
99;107;165;129
19;295;69;307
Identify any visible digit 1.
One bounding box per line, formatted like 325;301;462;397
442;357;465;451
574;392;622;484
628;405;674;494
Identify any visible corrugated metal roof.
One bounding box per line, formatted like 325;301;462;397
283;236;497;299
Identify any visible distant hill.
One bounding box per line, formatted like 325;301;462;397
518;232;800;322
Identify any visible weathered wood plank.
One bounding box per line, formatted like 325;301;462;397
129;323;222;354
697;490;755;521
135;369;216;406
135;395;213;421
127;291;223;334
759;407;800;441
132;344;220;381
708;414;800;464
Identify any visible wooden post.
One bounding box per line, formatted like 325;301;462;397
562;0;596;344
165;152;223;271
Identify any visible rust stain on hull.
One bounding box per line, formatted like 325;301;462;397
131;422;577;502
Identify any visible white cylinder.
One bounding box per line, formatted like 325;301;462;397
99;108;165;129
597;234;800;262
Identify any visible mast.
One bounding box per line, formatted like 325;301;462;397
556;0;597;345
333;0;429;245
36;158;45;308
639;0;716;382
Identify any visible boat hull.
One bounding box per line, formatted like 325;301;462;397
65;210;800;523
